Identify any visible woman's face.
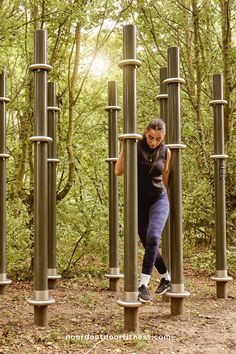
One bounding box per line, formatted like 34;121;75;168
145;128;165;149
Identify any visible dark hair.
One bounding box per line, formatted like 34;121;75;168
145;118;166;134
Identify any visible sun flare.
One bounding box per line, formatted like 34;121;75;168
90;56;108;77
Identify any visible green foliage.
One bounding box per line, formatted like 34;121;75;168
1;0;235;278
184;242;236;275
6;198;32;280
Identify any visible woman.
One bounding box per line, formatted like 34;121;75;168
115;118;171;303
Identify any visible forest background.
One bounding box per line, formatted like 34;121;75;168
0;0;235;280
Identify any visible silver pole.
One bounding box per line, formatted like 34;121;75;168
209;74;232;298
105;81;123;291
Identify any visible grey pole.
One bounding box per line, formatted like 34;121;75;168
105;81;123;291
164;47;190;315
0;70;11;294
47;82;61;290
27;30;55;326
209;74;232;298
116;24;142;332
156;67;170;302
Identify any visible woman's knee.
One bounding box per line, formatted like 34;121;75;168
146;234;159;248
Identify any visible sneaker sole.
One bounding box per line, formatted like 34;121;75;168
155;285;171;295
138;297;152;304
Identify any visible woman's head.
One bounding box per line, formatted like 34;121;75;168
144;118;166;149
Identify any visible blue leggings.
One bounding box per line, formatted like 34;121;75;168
138;191;169;275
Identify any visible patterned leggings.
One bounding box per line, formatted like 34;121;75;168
138;191;169;275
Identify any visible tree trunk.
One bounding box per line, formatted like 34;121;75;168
191;0;210;177
220;0;232;145
57;22;81;201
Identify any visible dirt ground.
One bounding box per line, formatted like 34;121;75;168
0;271;235;354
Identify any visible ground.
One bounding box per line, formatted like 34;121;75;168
0;270;235;354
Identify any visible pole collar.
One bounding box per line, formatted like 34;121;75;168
48;268;61;279
209;99;227;106
117;299;143;308
210;154;228;159
105;274;124;279
48;274;62;280
105;267;124;279
105;157;118;163
105;105;121;111
118;59;142;68
0;273;12;284
166;143;186;149
29;136;53;143
0;97;10;103
165;290;191;298
27;289;55;305
48;106;60;112
27;297;55;306
163;77;186;85
118;133;142;141
0;153;10;159
210;276;233;282
155;94;168;100
48;268;59;276
48;158;60;163
29;63;52;72
0;279;12;285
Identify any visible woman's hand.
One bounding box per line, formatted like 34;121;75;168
115;140;124;176
163;147;171;191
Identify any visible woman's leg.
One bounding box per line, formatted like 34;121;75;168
141;192;169;275
138;205;149;248
154;250;167;274
138;205;152;292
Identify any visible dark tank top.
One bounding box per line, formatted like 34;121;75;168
138;137;167;200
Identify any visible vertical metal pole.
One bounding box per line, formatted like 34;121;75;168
27;30;55;326
210;74;232;298
164;47;190;315
156;67;170;302
47;82;61;290
0;70;11;294
117;24;142;332
105;81;123;291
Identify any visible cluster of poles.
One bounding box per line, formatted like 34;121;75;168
0;29;61;326
105;24;232;332
0;24;232;330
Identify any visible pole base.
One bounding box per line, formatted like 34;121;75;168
0;284;7;294
105;273;124;291
48;279;57;290
124;307;139;333
210;274;232;299
0;279;12;294
109;278;120;292
48;273;61;289
216;281;228;299
171;297;184;315
162;293;170;302
34;306;48;327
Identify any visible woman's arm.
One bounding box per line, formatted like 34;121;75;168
115;142;124;176
162;147;171;190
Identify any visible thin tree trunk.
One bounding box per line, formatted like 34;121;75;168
191;0;210;177
220;0;232;145
57;22;81;201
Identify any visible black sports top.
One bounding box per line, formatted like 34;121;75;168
138;137;167;199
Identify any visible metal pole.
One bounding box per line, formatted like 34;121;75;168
47;82;61;290
117;24;142;332
209;74;232;298
0;70;11;294
164;47;190;315
27;30;55;326
105;81;123;291
156;67;170;302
